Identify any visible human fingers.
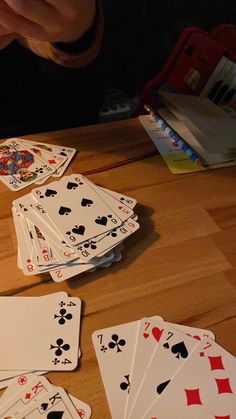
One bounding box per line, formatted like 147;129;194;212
0;32;16;49
3;0;59;29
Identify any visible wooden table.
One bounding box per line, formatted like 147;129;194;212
0;117;236;418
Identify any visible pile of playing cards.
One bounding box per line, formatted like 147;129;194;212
0;292;81;382
93;315;236;418
0;373;91;418
12;174;139;281
0;137;76;191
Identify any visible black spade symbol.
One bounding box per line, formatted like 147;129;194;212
45;189;57;197
81;198;93;207
171;341;188;359
72;225;85;235
156;380;171;394
58;206;71;216
41;403;49;411
67;182;78;190
47;412;64;419
95;216;108;226
163;342;169;349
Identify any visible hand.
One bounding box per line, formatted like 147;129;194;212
0;1;17;49
0;0;96;43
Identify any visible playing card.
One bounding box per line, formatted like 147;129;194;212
15;387;79;418
74;216;139;261
99;187;137;209
0;373;91;419
50;250;115;282
165;321;215;341
15;139;76;178
0;294;81;370
15;138;68;171
125;316;164;418
31;175;123;246
128;325;202;419
86;178;134;222
143;337;236;418
0;376;53;417
0;139;54;191
69;393;91;418
13;195;72;255
92;320;140;419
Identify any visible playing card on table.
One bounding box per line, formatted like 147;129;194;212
92;320;140;419
128;325;204;419
125;316;164;418
0;373;91;419
0;139;54;191
0;294;81;371
15;138;68;171
0;376;53;417
144;337;236;419
15;387;79;418
99;187;137;209
31;174;123;246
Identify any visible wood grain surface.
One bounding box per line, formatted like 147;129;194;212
0;117;236;418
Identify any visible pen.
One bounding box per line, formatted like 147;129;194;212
144;104;203;164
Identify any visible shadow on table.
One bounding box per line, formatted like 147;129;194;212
67;203;157;290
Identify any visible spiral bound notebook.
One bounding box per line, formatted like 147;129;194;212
139;112;236;174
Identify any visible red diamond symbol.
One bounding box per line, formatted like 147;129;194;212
25;393;31;399
49;159;56;164
200;351;205;357
26;259;31;263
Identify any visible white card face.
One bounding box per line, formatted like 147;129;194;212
86;178;134;222
15;387;79;418
92;320;140;419
0;295;81;370
50;250;114;282
125;316;164;418
15;139;77;177
0;376;53;417
129;326;201;419
31;175;123;245
165;321;215;341
99;187;137;209
16;139;68;170
13;195;70;254
0;139;54;191
74;217;139;261
69;394;91;419
144;338;236;419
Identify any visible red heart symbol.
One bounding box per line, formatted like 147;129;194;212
143;332;149;339
152;327;164;342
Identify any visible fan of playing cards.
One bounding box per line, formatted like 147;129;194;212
12;174;139;281
0;373;91;418
0;137;76;191
93;316;236;418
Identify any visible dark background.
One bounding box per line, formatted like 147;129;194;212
100;0;236;96
1;0;236;136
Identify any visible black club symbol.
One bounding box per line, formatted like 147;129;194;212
59;301;66;307
84;240;97;250
54;309;73;325
52;358;60;365
50;338;70;356
100;345;107;353
108;334;126;353
35;167;44;173
120;375;130;393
